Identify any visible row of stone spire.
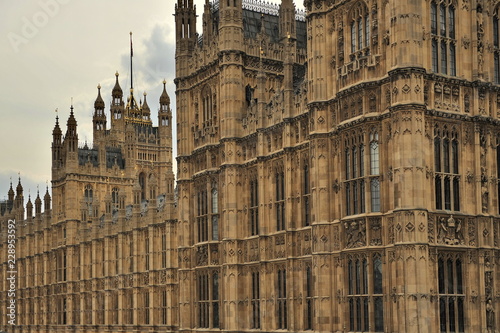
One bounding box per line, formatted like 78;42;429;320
1;178;51;218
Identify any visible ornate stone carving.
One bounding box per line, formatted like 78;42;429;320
468;218;477;246
388;217;395;244
369;217;382;246
437;215;464;245
344;219;366;248
428;216;435;243
197;245;208;266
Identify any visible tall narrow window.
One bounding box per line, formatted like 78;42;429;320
495;15;499;47
435;128;460;211
251;271;261;329
431;3;438;34
112;187;119;208
161;233;167;268
197;189;208;242
162;289;167;325
438;255;465;333
145;237;150;271
212;272;220;328
346;183;351;216
197;271;219;328
347;257;369;331
139;173;146;201
305;266;313;330
432;39;439;72
495;54;500;84
497;144;500;214
440;4;446;36
198;272;209;328
358;18;363;49
211;187;219;240
441;41;448;74
365;16;370;49
303;164;311;226
276;170;285;231
448;7;455;38
350;3;370;55
450;43;456;76
351;21;357;53
370;132;379;175
83;185;94;222
250;176;259;235
431;2;457;75
277;269;287;329
344;135;366;216
496;11;500;84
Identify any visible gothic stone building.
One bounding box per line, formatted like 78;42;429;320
2;0;500;332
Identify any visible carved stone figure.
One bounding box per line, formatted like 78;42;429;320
486;299;495;331
438;216;464;245
345;220;366;248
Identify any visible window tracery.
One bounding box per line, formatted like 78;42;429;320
349;2;370;58
431;0;457;75
434;125;460;211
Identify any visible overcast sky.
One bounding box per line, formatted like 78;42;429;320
0;0;304;205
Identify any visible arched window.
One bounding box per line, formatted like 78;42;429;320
438;255;465;332
211;187;219;240
370;131;379;175
249;173;259;235
84;185;93;220
494;8;500;83
201;86;213;128
303;163;311;226
112;187;118;205
434;126;460;211
305;265;313;330
347;256;376;332
344;134;367;216
430;1;456;75
275;168;286;231
349;2;370;56
139;172;146;201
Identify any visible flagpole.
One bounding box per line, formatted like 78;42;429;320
130;32;134;92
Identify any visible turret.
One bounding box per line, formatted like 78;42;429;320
279;0;297;41
8;181;14;202
15;178;24;221
15;177;23;209
202;0;214;43
159;80;171;127
175;0;197;77
93;84;106;141
35;190;42;217
52;114;63;170
44;187;51;212
141;92;151;122
65;105;78;153
111;71;124;124
281;0;297;119
26;195;33;219
218;0;243;51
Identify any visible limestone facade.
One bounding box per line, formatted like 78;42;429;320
2;0;500;332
